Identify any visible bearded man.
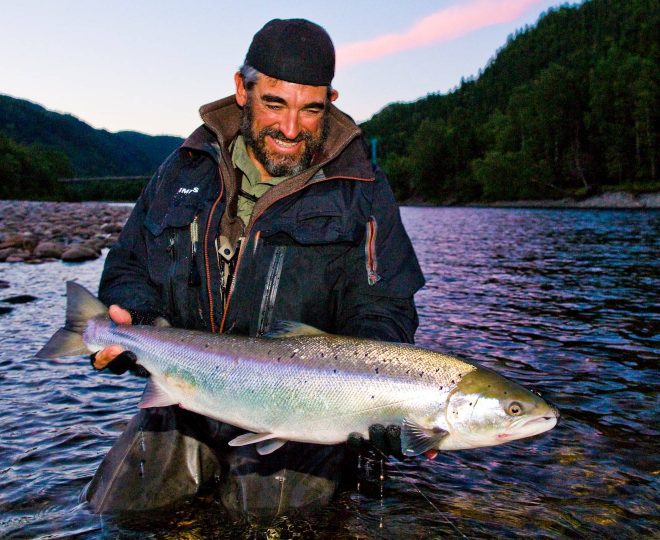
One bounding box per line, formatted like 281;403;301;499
87;18;424;515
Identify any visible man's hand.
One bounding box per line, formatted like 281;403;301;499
347;424;404;460
90;305;132;370
90;306;150;377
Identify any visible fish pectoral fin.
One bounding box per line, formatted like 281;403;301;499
138;379;179;409
262;321;329;338
256;439;288;455
228;431;278;447
400;419;449;457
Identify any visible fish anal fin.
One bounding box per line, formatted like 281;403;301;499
400;419;448;457
228;431;277;447
138;379;178;408
263;321;328;339
256;439;288;455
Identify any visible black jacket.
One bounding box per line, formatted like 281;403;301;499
100;96;424;343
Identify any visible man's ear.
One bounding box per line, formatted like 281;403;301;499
235;72;248;107
329;89;339;103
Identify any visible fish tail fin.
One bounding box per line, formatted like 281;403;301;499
35;281;107;358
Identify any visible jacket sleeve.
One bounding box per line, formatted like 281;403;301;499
338;168;425;344
98;162;169;320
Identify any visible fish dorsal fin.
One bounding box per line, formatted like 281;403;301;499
262;321;329;339
400;419;449;457
138;379;178;408
256;439;288;455
228;431;278;447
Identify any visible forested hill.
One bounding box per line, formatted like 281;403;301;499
361;0;658;203
0;94;183;199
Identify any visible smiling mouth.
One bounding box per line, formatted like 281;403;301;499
268;136;302;152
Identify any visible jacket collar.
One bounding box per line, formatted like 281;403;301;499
183;95;371;180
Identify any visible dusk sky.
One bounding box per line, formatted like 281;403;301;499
1;0;567;137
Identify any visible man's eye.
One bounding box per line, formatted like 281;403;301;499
265;104;282;111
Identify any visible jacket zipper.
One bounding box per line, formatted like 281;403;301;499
218;174;373;332
256;245;287;336
187;215;201;287
365;215;381;285
166;231;177;314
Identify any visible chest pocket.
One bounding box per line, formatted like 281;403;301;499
259;191;364;246
142;180;216;329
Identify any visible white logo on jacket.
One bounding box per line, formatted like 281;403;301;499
177;187;199;195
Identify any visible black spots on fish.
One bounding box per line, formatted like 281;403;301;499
435;368;440;373
364;352;369;357
290;352;296;358
439;385;444;390
406;369;410;374
268;349;272;355
354;351;358;356
375;367;379;374
333;369;337;374
371;395;375;400
419;372;424;378
204;343;210;349
320;353;324;358
277;357;282;363
451;380;455;385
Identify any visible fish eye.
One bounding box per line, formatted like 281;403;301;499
507;402;524;416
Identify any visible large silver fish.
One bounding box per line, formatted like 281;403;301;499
37;282;558;456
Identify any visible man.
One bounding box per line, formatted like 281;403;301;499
87;18;424;516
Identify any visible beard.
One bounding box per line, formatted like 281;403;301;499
240;96;330;177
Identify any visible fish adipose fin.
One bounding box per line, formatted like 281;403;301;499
36;281;107;358
263;321;329;339
400;419;449;457
228;431;279;447
139;379;179;408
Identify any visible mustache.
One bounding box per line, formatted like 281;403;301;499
259;128;313;144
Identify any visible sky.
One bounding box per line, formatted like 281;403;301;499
1;0;567;137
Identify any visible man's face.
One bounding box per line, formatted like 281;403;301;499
235;73;338;178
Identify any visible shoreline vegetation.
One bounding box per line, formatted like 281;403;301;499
0;193;657;264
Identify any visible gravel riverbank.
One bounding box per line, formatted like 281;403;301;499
1;192;657;264
0;201;132;264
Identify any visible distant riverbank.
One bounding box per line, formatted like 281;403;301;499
403;191;660;209
476;191;660;209
1;192;658;264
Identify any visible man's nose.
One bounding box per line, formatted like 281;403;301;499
279;111;301;140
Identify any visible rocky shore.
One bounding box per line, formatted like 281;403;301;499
0;201;132;264
1;192;658;264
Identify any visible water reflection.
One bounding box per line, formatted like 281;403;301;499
0;207;657;538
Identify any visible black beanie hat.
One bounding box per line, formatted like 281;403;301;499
245;19;335;86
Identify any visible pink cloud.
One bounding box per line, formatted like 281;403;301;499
337;0;545;68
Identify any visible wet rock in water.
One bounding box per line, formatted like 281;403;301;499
0;306;13;315
0;248;18;262
4;250;31;263
3;294;38;304
61;245;99;262
33;241;66;259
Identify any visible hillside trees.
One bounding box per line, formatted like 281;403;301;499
363;0;659;202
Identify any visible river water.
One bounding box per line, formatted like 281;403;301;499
0;207;657;538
